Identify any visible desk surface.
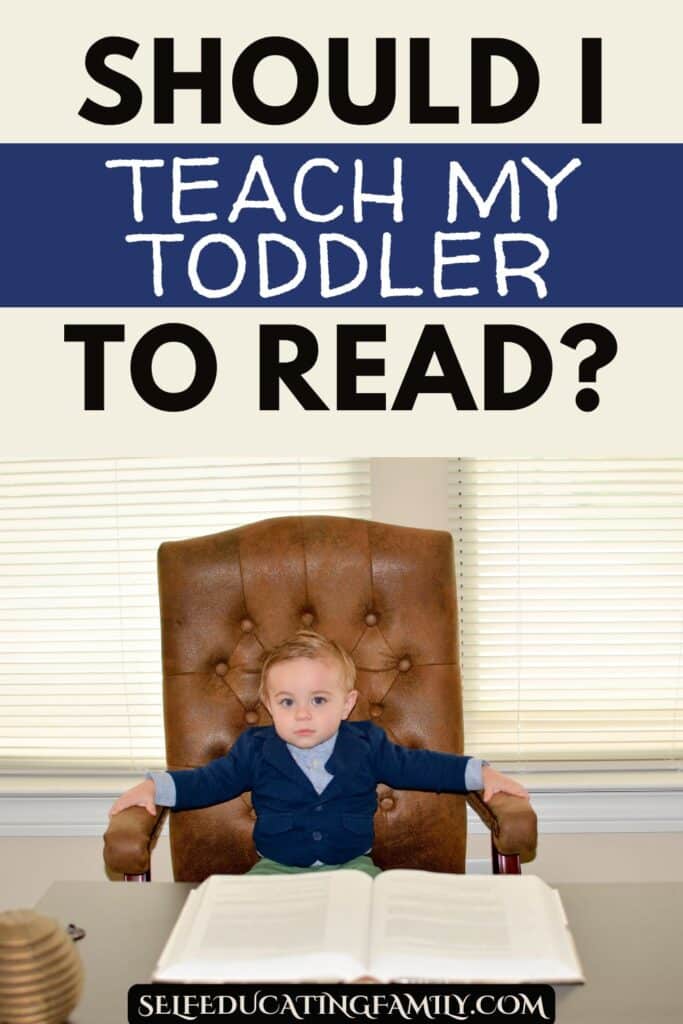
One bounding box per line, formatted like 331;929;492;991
35;880;682;1024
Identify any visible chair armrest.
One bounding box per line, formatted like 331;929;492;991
103;806;168;875
467;792;538;863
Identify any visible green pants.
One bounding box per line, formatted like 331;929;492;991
247;854;381;878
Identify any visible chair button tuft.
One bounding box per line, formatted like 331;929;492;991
240;618;254;633
245;710;259;724
370;704;383;719
300;611;314;627
380;797;395;811
398;657;411;672
365;612;378;626
215;662;228;676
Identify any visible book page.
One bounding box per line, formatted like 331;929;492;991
368;871;584;984
154;870;373;982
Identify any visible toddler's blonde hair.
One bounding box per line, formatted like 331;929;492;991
258;630;356;702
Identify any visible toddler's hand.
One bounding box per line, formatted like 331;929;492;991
481;765;529;803
109;779;157;818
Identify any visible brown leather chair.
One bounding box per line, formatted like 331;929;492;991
104;516;536;881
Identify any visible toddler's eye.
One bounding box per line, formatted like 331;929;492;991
279;697;294;707
312;696;327;706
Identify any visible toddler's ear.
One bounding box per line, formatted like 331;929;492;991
343;689;359;718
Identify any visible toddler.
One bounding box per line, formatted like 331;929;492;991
110;630;528;876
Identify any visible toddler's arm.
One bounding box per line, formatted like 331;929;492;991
370;724;528;801
109;729;256;818
109;778;157;817
481;764;529;802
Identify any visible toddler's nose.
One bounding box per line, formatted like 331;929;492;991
295;704;312;720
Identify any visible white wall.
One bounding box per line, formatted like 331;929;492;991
370;458;449;530
3;832;683;912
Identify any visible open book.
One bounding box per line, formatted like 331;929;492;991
153;870;583;984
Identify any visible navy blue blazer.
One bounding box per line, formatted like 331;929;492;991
169;720;472;868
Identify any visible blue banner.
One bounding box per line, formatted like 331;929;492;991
2;144;678;307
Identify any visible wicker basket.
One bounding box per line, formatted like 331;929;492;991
0;909;83;1024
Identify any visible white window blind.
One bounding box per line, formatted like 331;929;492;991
450;459;683;765
0;457;371;772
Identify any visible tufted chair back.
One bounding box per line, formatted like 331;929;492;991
158;515;466;881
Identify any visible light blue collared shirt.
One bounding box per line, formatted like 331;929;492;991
285;731;337;794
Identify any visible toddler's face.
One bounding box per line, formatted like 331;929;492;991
261;656;358;748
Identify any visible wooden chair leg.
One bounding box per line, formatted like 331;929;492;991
491;836;521;874
123;871;151;882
